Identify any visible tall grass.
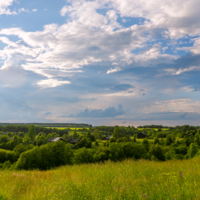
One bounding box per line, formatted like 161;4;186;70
0;159;200;199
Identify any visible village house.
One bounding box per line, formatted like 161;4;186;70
137;132;147;138
47;137;65;142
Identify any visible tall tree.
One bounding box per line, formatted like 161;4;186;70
28;125;36;142
112;127;122;139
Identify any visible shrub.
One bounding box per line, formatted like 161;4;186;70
15;141;73;170
150;144;165;161
110;137;116;143
73;148;94;164
154;137;160;145
76;137;92;148
2;161;11;170
95;141;99;146
187;143;198;158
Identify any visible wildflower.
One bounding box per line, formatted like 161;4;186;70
180;171;183;180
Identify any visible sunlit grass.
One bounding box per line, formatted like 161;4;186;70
0;148;13;153
137;128;169;131
0;158;200;199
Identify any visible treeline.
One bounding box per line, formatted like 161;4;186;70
6;141;146;170
137;125;170;128
1;124;200;170
0;125;68;136
5;132;200;170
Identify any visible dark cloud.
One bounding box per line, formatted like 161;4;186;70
45;112;52;116
133;112;200;121
60;104;125;118
112;84;134;91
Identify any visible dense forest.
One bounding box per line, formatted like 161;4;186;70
0;124;199;170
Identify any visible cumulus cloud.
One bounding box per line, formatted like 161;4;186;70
18;8;29;13
107;67;121;74
0;0;199;91
164;66;200;75
37;79;71;88
0;0;16;15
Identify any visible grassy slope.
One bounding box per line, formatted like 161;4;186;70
0;159;200;200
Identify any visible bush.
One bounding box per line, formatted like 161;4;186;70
2;161;11;170
110;137;116;143
76;137;92;148
188;143;198;158
73;148;94;164
0;151;17;164
150;144;165;161
95;141;99;146
13;144;27;156
15;141;73;170
154;138;160;145
109;142;145;161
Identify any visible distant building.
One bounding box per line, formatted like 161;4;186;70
102;135;112;140
47;137;65;142
66;138;81;144
137;132;147;138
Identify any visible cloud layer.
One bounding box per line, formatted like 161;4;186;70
0;0;200;126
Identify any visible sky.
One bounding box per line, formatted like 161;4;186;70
0;0;200;127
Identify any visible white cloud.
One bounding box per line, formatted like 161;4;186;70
145;99;200;113
0;37;18;47
32;9;37;12
177;37;200;54
164;66;200;75
107;67;121;74
18;8;29;13
37;79;71;88
0;0;199;89
0;0;16;15
109;0;200;39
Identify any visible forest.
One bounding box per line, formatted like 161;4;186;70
0;124;199;170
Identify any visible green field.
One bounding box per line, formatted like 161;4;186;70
0;158;200;200
45;127;89;130
137;128;169;131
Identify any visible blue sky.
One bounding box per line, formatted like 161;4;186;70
0;0;200;126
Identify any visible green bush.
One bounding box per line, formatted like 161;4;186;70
15;141;73;170
73;148;94;164
2;161;12;170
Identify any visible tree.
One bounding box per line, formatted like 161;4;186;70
7;132;13;137
73;148;94;164
194;133;200;145
13;144;27;156
93;129;99;140
150;144;165;161
95;141;99;146
28;125;36;142
112;127;122;139
133;134;137;142
154;137;160;145
188;143;198;158
142;138;149;152
72;131;79;139
166;135;173;145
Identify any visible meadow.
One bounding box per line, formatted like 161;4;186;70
45;127;89;130
0;158;200;200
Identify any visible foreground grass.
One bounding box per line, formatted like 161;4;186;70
0;159;200;200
